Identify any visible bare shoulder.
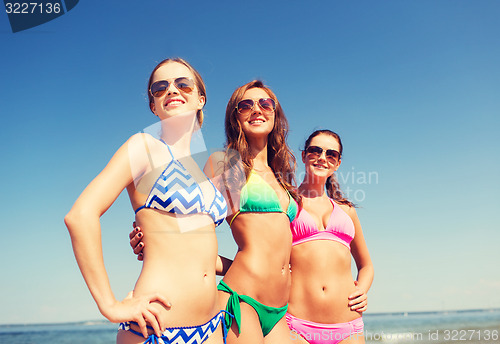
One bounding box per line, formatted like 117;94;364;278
337;202;358;219
204;151;226;178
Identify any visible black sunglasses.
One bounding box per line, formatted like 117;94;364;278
306;145;341;161
149;77;195;97
236;98;276;115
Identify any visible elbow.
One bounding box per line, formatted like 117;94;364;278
64;209;80;233
64;207;91;233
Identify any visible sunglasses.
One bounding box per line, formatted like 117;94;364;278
236;98;276;115
149;77;195;97
306;145;341;161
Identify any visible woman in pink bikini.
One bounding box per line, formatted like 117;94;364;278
287;129;373;344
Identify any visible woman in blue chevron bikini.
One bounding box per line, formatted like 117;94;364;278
132;80;307;344
65;58;230;344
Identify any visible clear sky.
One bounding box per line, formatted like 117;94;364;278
1;0;499;325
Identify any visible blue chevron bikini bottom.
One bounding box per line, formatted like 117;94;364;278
118;310;232;344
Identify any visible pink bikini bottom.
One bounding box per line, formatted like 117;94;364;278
286;313;364;344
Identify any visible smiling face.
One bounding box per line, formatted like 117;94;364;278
237;87;275;139
302;133;341;181
149;62;205;120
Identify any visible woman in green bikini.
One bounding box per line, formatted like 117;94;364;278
132;80;305;344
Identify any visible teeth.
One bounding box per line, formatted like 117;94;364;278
167;100;183;105
249;120;264;124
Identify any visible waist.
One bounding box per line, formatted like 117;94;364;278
222;251;291;306
133;270;219;326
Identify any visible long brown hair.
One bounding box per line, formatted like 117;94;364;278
147;57;206;126
224;80;298;201
304;129;355;207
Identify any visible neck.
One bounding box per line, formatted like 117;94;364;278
248;137;269;170
160;110;197;157
299;174;327;199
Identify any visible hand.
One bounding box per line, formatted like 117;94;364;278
129;222;144;261
105;291;171;338
348;281;368;313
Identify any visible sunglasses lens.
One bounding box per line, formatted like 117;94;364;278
259;98;276;112
150;81;169;97
174;78;194;93
326;150;340;160
306;146;323;155
237;99;254;114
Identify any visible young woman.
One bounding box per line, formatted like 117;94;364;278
209;80;301;344
286;130;374;344
65;58;229;344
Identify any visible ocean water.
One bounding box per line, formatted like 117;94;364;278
363;309;500;344
0;309;498;344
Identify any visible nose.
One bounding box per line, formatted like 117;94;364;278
317;150;327;161
166;82;179;96
251;100;263;115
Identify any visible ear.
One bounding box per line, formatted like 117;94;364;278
149;101;156;114
301;150;306;164
197;95;206;110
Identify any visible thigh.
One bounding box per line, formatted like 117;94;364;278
218;290;264;344
116;328;146;344
203;320;224;344
264;316;309;344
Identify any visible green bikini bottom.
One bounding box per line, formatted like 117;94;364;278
217;280;288;337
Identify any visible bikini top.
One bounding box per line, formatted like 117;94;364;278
134;140;228;227
290;198;355;249
229;169;298;226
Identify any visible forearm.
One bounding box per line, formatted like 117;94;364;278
215;255;233;276
355;264;374;293
65;211;116;316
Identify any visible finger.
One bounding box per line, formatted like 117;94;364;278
129;226;139;239
348;290;362;299
143;310;161;337
349;295;366;307
135;316;149;339
151;293;172;309
131;233;143;249
148;305;166;336
133;241;144;255
138;253;144;261
355;305;368;313
124;291;134;300
350;299;367;310
132;221;136;229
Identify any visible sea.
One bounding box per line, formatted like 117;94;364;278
0;308;498;344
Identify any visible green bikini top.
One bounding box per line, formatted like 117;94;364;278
229;169;298;226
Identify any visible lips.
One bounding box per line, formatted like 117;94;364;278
165;98;185;107
248;118;266;125
313;163;328;170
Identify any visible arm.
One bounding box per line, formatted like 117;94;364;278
65;134;169;337
341;205;374;313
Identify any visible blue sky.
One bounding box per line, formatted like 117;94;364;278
1;0;499;324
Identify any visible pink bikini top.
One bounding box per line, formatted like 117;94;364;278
290;198;355;249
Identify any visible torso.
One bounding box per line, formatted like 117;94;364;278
288;197;361;323
125;134;226;326
223;169;296;307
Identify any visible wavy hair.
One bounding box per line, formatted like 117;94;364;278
147;57;206;126
224;80;298;202
303;129;355;207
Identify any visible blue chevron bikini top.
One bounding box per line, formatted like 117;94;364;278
134;140;227;227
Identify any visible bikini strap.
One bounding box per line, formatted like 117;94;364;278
217;280;242;334
159;139;175;159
